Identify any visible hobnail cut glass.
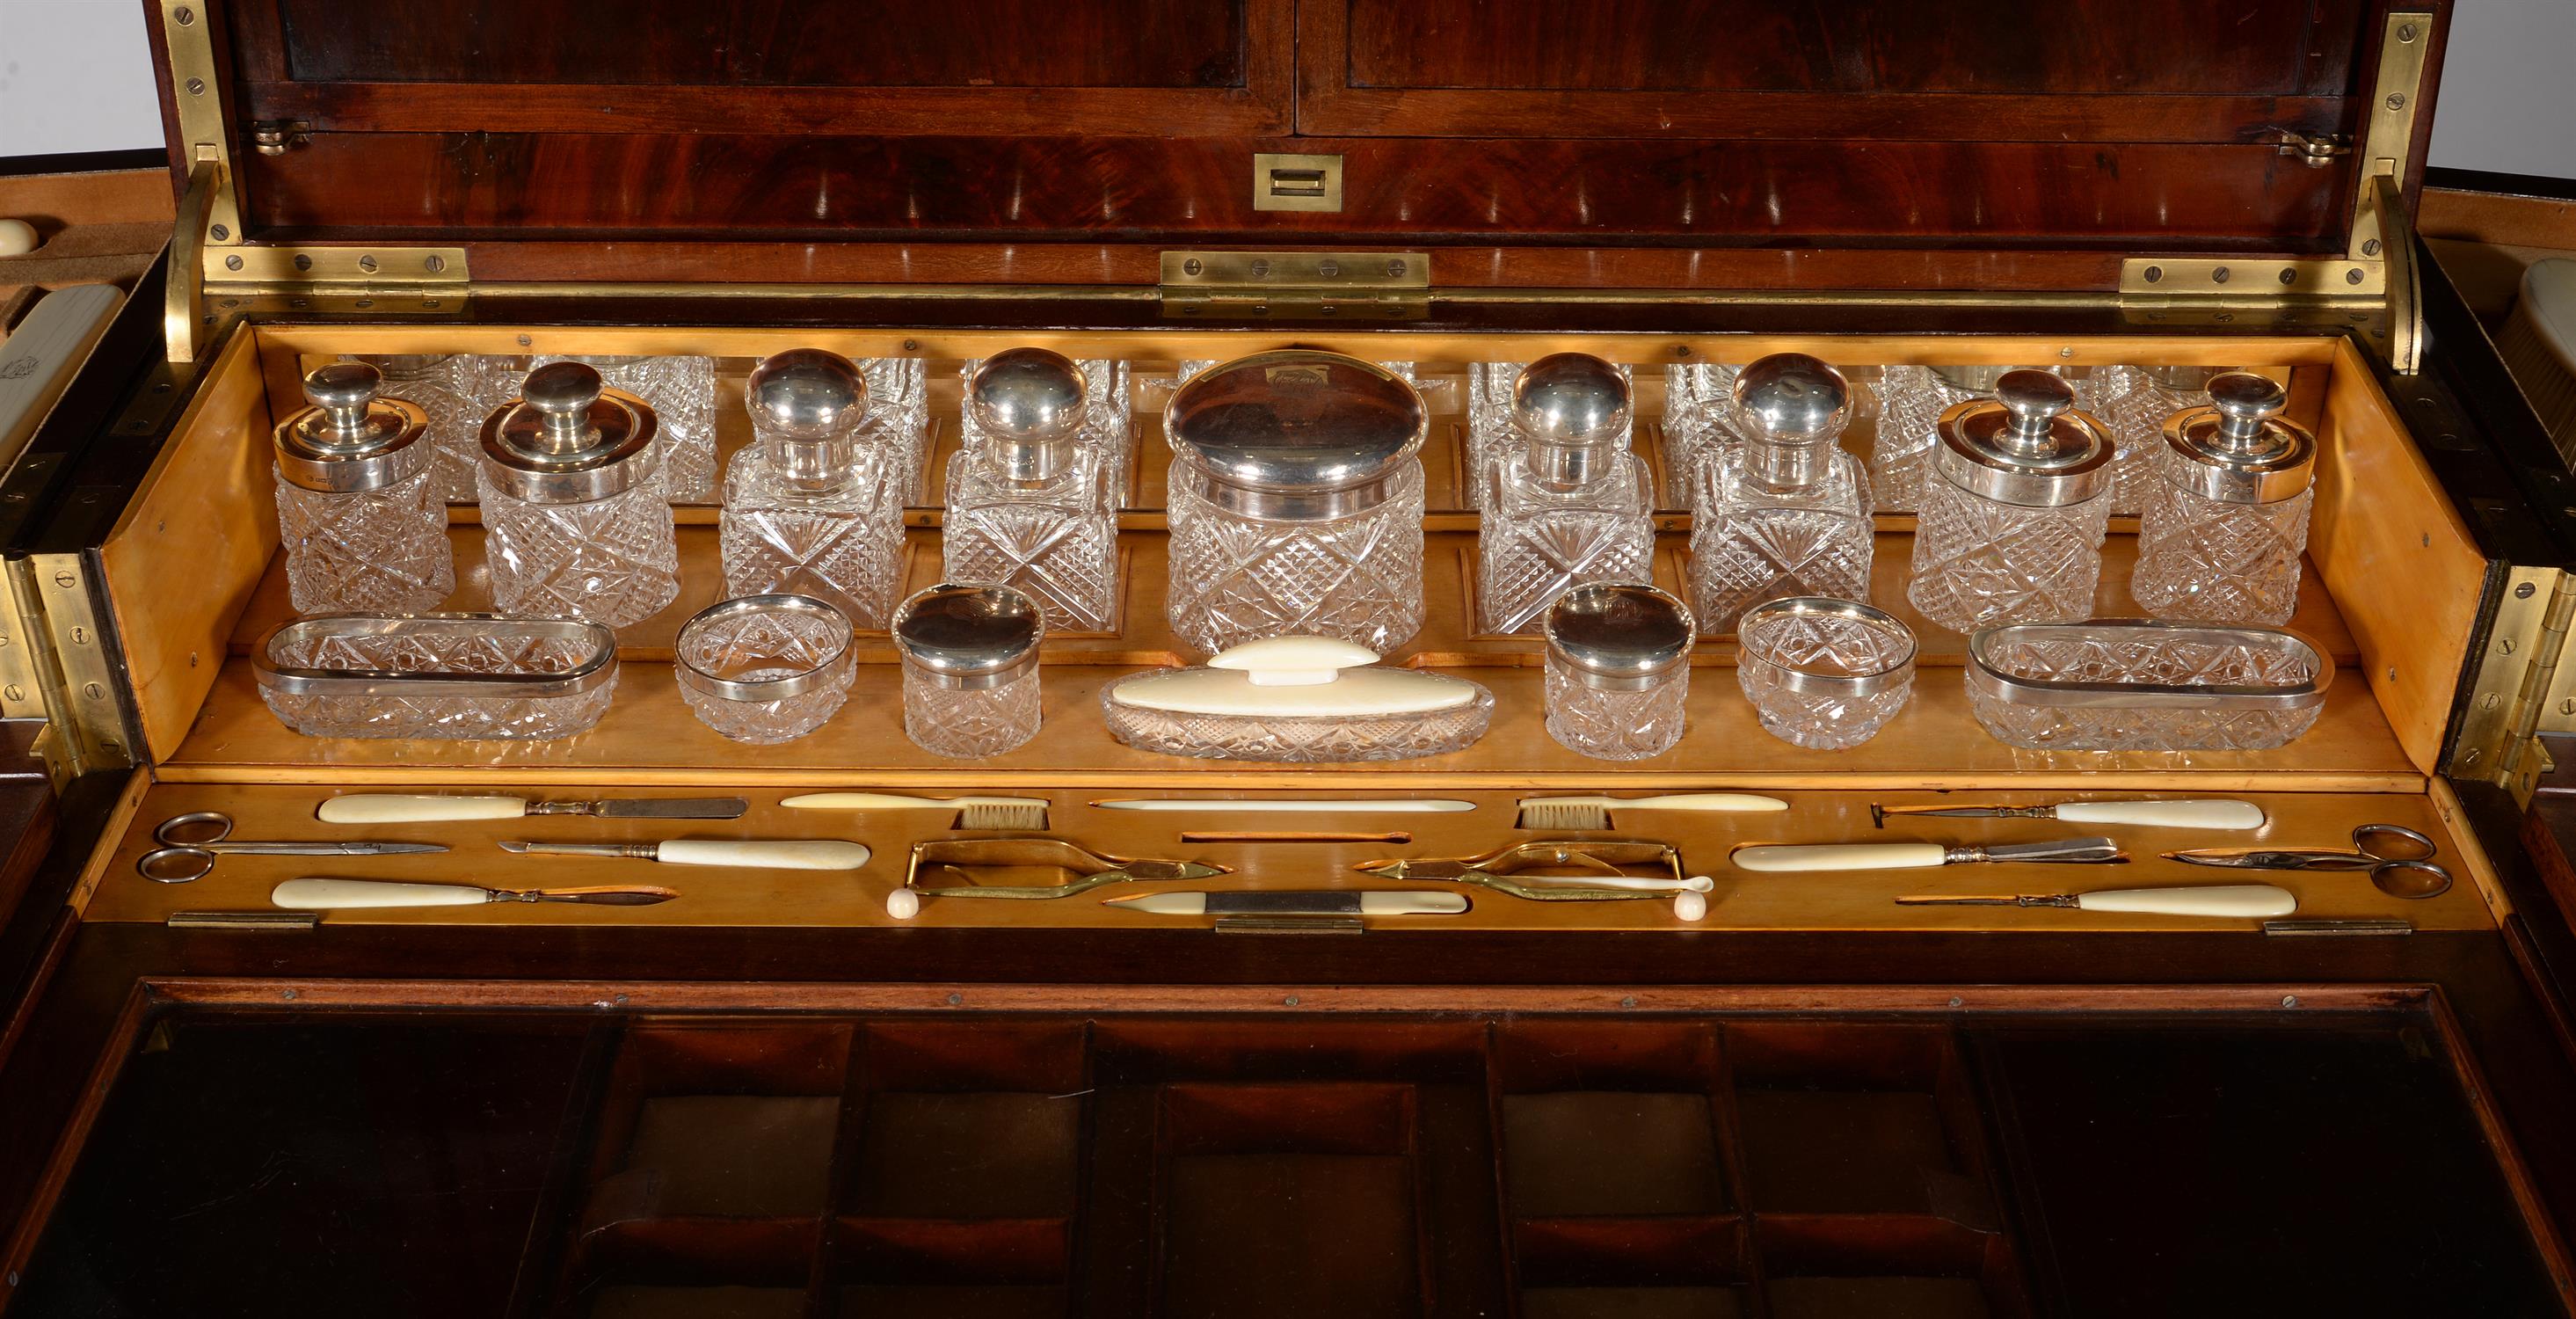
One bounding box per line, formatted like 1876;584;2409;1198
1736;608;1916;750
719;446;903;630
943;450;1118;633
531;354;718;502
258;627;616;740
675;608;856;744
1101;673;1495;762
1906;480;2110;634
1477;455;1655;635
1165;461;1426;653
903;666;1042;759
1869;365;1984;512
1660;361;1750;509
1544;659;1689;761
359;355;483;502
1464;362;1638;510
1689;449;1874;636
2097;366;2216;518
858;356;933;506
2130;477;2313;626
274;467;455;616
479;463;681;629
1965;630;2325;752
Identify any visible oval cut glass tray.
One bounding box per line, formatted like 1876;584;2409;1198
1962;620;2332;752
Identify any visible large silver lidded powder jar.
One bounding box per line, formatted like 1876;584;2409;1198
477;361;681;630
1542;581;1696;762
272;361;455;616
1163;350;1430;653
945;347;1121;633
2129;371;2318;624
1905;369;2115;633
891;582;1047;759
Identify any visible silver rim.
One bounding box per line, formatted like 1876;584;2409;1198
673;594;855;702
253;613;617;698
1737;597;1917;697
1963;619;2332;711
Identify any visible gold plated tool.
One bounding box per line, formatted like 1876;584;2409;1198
1357;841;1706;902
893;837;1230;918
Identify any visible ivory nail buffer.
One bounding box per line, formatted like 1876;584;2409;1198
273;878;680;908
320;795;748;823
1104;891;1468;916
1869;798;2266;829
1733;837;2124;872
1895;884;2295;917
498;839;871;870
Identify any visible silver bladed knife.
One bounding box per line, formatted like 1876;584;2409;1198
318;795;750;824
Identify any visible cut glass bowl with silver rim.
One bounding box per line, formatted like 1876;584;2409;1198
1962;619;2331;752
673;594;857;744
1735;597;1917;750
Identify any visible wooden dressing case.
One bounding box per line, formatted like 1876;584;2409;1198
4;3;2576;1315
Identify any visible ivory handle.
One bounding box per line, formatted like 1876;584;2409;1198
1357;892;1470;915
1734;842;1948;873
273;878;488;909
652;839;872;870
2053;799;2267;830
317;795;527;824
1632;793;1790;813
2073;884;2296;917
782;792;1035;810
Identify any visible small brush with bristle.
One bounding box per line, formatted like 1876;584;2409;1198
1517;792;1788;831
957;800;1049;831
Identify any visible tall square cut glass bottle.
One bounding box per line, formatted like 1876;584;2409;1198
944;348;1120;632
1476;353;1655;635
1688;352;1874;634
720;349;904;629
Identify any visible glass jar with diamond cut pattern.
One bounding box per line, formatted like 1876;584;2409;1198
1164;351;1429;653
721;349;903;629
2130;373;2316;625
1736;597;1917;750
892;583;1045;759
1689;353;1874;635
1544;582;1695;761
944;349;1119;632
1478;354;1653;635
673;594;855;744
1872;364;2095;511
2094;365;2228;516
529;353;718;501
477;361;680;630
348;353;485;502
1964;620;2330;751
1661;361;1749;509
1906;371;2114;634
272;362;455;616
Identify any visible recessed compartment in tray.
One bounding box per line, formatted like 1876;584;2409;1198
823;1217;1072;1319
582;1022;854;1227
1725;1023;1983;1217
569;1217;815;1319
1494;1020;1732;1219
843;1020;1088;1220
1755;1215;2026;1319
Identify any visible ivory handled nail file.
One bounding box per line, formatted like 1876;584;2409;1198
498;839;871;870
319;795;748;823
1521;793;1788;812
1732;837;2123;872
1091;798;1474;813
1870;799;2266;829
1895;885;2295;918
782;792;1045;810
273;878;680;908
1104;891;1469;916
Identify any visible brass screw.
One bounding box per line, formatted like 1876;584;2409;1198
1182;259;1202;276
1386;259;1406;277
2143;266;2164;283
2279;269;2296;285
358;254;378;273
2398;22;2419;41
224;254;242;271
2517;581;2537;599
209;223;229;241
2212;266;2231;284
1249;259;1270;278
2347;268;2366;285
50;571;75;590
423;255;445;273
2362;238;2383;257
2387;92;2407;112
294;253;312;272
517;334;532;346
173;6;194;25
186;77;205;96
1316;259;1340;278
3;687;22;703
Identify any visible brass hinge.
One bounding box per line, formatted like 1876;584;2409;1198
2271;130;2353;166
1161;251;1430;320
2453;566;2576;805
0;555;138;786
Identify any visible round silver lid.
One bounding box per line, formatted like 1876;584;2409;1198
1734;353;1850;445
2160;372;2317;504
746;349;867;441
1513;353;1631;489
969;347;1088;482
891;582;1046;689
478;361;660;503
1165;350;1427;520
1543;581;1696;692
273;362;433;492
1933;369;2114;507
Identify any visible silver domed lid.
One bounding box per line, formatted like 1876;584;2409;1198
478;361;660;503
273;361;433;492
1512;353;1631;488
891;582;1046;690
1734;353;1849;444
2161;372;2316;504
746;349;866;441
1166;350;1427;520
969;348;1088;482
1934;369;2113;507
1543;582;1696;692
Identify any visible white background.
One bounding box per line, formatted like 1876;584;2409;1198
3;0;2572;174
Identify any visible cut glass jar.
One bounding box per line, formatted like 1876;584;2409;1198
944;348;1120;632
1477;353;1655;634
1736;597;1917;750
1542;582;1696;761
477;361;681;629
674;594;857;744
891;583;1046;759
1464;359;1637;511
272;361;455;616
1905;370;2114;633
1964;620;2331;752
2129;373;2317;625
252;613;618;740
719;349;903;629
1689;352;1874;634
528;353;718;501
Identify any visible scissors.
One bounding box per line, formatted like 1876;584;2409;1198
2163;822;2453;900
137;811;448;885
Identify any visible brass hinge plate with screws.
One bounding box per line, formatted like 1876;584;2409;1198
1160;251;1430;319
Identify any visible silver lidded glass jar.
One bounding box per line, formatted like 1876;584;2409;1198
1543;581;1696;761
1476;353;1655;635
1905;370;2114;634
891;582;1046;758
2130;372;2318;624
528;353;718;501
272;361;455;616
720;349;902;629
1689;352;1874;634
944;348;1121;632
673;594;857;744
1164;350;1429;653
348;353;485;502
477;361;680;629
1463;358;1637;511
2094;365;2227;516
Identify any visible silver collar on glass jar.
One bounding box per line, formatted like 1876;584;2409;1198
2158;372;2317;505
1543;581;1696;692
969;347;1089;485
1165;349;1427;521
478;361;661;503
892;582;1046;690
673;594;856;703
273;361;433;493
1933;369;2114;507
1512;352;1632;491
